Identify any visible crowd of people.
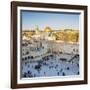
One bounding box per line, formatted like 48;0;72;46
21;54;79;78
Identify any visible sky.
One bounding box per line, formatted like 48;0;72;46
21;10;80;31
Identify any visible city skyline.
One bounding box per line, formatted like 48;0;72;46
21;11;80;30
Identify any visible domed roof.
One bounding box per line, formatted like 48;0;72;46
44;27;52;32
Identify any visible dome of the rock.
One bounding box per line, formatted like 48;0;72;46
44;27;52;32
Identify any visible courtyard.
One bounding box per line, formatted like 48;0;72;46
21;53;79;78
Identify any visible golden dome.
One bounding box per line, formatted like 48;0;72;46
44;27;52;32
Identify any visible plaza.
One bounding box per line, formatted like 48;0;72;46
21;28;79;78
21;53;79;78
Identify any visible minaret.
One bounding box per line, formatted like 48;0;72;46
35;25;39;34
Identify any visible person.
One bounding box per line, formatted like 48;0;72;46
57;72;59;76
44;72;46;75
62;72;65;76
66;67;69;70
77;71;79;75
23;72;27;77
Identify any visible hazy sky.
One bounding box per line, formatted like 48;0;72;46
21;10;80;31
